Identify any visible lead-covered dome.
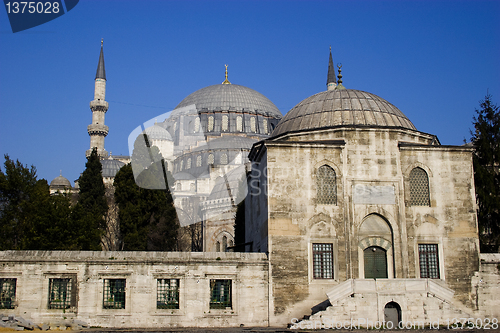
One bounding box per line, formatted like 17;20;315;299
271;89;416;137
50;174;71;188
174;84;282;118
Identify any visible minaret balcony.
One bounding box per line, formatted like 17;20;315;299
90;100;109;112
87;124;109;136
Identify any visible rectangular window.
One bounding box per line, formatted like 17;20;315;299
209;279;232;309
313;243;334;279
157;279;179;309
103;279;126;309
48;278;74;309
0;278;16;309
418;244;440;279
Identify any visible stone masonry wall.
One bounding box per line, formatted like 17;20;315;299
0;251;269;328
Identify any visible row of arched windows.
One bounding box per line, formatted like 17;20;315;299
315;165;430;207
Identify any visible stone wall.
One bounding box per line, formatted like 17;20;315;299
472;253;500;318
0;251;269;328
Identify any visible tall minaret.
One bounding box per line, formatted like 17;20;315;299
326;46;337;91
86;39;109;158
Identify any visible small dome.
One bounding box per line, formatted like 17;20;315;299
50;174;71;188
174;84;282;118
271;89;416;137
143;124;173;141
101;159;125;178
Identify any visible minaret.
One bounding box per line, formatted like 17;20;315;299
326;46;337;91
86;39;109;158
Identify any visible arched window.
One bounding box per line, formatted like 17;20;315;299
409;167;430;206
216;241;220;252
220;153;228;165
194;117;200;133
236;116;243;132
176;182;181;191
208;116;214;132
262;118;268;134
222;236;227;252
190;183;196;192
186;158;191;169
250;117;256;132
208;153;214;165
180;160;184;171
196;155;202;167
222;115;229;131
316;165;336;205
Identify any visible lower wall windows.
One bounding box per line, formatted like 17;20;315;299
103;279;126;309
209;279;231;309
313;243;334;279
48;278;75;309
418;244;440;279
157;279;179;309
0;278;16;309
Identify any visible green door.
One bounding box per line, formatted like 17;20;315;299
364;246;388;278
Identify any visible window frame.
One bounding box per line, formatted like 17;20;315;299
316;165;337;205
48;278;75;310
103;278;126;309
156;278;180;309
312;243;334;279
209;279;232;310
418;243;440;279
0;278;16;309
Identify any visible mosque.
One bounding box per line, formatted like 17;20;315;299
11;42;495;328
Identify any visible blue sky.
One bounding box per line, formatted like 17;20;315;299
1;0;499;185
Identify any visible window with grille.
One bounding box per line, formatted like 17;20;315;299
220;153;228;165
157;279;179;309
409;167;430;206
236;116;243;132
313;243;334;279
208;116;214;132
210;280;232;309
262;118;268;134
316;165;337;205
0;278;16;309
103;279;126;309
196;155;202;167
48;278;74;309
418;244;440;278
187;158;191;169
250;117;256;132
180;160;184;171
222;115;229;131
208;153;214;165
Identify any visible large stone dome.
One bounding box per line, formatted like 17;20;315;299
174;84;282;118
271;89;416;137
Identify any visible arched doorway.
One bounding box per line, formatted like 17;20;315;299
364;246;387;278
384;302;401;328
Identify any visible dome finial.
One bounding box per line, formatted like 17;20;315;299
335;63;345;90
327;46;337;90
222;64;231;84
60;170;62;176
101;38;103;47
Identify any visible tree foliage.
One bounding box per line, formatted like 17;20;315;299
0;155;73;250
470;94;500;252
114;163;178;251
72;148;108;250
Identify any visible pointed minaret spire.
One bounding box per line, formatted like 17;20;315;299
222;64;231;84
95;38;106;80
87;40;109;158
327;46;337;91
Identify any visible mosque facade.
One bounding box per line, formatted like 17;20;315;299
23;44;499;328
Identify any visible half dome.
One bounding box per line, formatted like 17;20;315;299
271;89;416;137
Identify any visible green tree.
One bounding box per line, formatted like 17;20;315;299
114;163;178;251
72;148;108;250
470;94;500;252
0;155;40;249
